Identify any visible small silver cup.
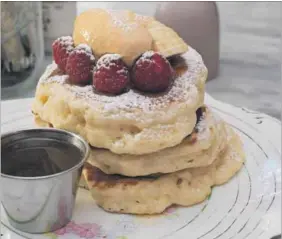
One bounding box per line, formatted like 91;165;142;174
1;128;89;233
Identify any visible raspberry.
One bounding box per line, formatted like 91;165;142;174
52;36;74;72
132;51;174;93
66;44;95;85
93;54;130;95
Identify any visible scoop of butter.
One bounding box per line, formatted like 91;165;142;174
73;9;189;66
73;9;153;66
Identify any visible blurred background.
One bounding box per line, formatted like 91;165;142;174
1;1;281;119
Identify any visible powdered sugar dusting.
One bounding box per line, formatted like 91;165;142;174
195;107;225;143
39;47;207;121
53;36;74;52
116;68;127;75
134;14;151;23
196;116;208;137
96;54;122;69
137;51;164;66
60;36;72;41
106;9;138;32
38;62;68;85
139;51;171;67
113;18;138;32
142;51;155;58
196;111;210;142
75;43;91;51
74;44;95;61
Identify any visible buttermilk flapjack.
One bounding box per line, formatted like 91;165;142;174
82;125;245;214
32;47;207;155
86;107;228;176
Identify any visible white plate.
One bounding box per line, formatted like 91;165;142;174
1;94;281;239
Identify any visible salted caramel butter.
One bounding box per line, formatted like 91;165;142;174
73;9;153;66
73;8;189;66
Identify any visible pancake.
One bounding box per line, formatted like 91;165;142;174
82;125;245;214
87;107;228;176
32;47;207;155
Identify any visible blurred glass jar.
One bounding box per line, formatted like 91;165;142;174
1;2;44;88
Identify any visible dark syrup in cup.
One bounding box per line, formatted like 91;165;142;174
2;140;82;177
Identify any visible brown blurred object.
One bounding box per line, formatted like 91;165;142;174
155;2;220;81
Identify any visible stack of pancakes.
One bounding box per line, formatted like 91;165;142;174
32;9;245;215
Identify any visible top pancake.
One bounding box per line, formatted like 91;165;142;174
32;47;207;155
